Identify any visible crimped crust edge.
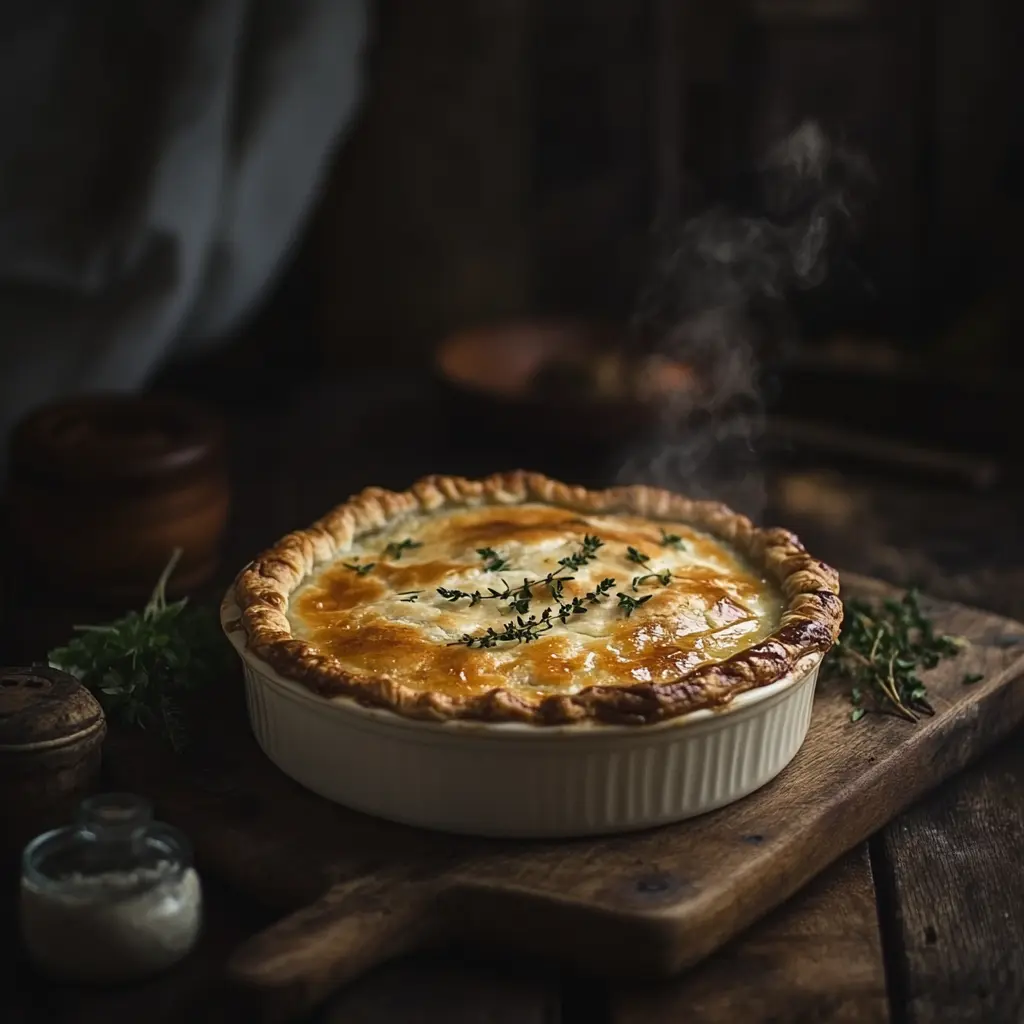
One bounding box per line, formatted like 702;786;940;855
232;471;843;726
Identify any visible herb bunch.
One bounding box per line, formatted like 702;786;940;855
48;550;232;752
825;589;967;723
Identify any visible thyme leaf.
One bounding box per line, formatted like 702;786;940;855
559;534;605;571
617;592;653;618
477;547;511;572
585;578;617;603
382;538;422;560
631;570;673;590
343;562;375;576
626;547;651;565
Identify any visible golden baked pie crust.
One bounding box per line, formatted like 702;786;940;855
232;471;842;725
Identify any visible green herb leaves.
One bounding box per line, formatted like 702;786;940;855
448;536;622;647
659;529;686;550
47;550;232;752
453;612;553;649
342;537;424;574
559;534;605;571
477;547;511;572
826;589;968;724
632;570;672;590
440;533;677;648
382;538;422;560
343;562;375;576
617;592;653;618
442;536;604;615
438;585;484;606
585;578;617;603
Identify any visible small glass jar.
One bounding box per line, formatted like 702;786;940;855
20;792;203;984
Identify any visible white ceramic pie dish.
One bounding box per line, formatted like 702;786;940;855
221;590;823;838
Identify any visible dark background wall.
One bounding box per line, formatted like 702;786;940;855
205;0;1024;420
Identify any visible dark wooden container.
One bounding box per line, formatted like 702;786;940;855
6;394;229;599
0;666;106;856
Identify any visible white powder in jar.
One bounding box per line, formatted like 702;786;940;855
20;861;203;984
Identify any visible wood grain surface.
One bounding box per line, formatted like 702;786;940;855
876;736;1024;1023
610;845;889;1023
99;573;1024;1022
318;957;559;1024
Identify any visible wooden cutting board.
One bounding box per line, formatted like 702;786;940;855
103;573;1024;1023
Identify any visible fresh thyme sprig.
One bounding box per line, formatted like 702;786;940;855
617;592;653;617
632;570;673;590
555;597;590;621
451;612;555;649
626;546;651;565
438;585;485;607
343;562;375;576
560;534;605;570
447;536;616;647
659;529;687;550
585;578;617;603
825;589;968;723
48;550;232;752
477;547;511;572
438;535;605;617
382;538;422;560
444;535;670;648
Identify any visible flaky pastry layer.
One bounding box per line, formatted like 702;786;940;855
231;471;843;725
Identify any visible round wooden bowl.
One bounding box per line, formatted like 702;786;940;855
6;394;230;599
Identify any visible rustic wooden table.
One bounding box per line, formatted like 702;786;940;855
4;368;1023;1023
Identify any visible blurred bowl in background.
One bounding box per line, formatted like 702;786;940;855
6;394;230;599
434;320;698;447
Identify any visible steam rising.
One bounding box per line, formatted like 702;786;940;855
617;122;872;519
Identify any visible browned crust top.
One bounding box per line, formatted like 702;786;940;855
231;471;843;726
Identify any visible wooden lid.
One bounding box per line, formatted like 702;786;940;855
0;667;106;750
8;394;224;489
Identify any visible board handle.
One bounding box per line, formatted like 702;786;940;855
226;871;444;1021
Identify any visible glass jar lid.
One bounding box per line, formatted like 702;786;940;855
22;792;193;897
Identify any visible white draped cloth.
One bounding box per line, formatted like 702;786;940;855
0;0;366;457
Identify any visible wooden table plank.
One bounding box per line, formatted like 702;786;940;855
316;956;560;1024
784;468;1024;1023
609;845;889;1023
875;733;1024;1023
